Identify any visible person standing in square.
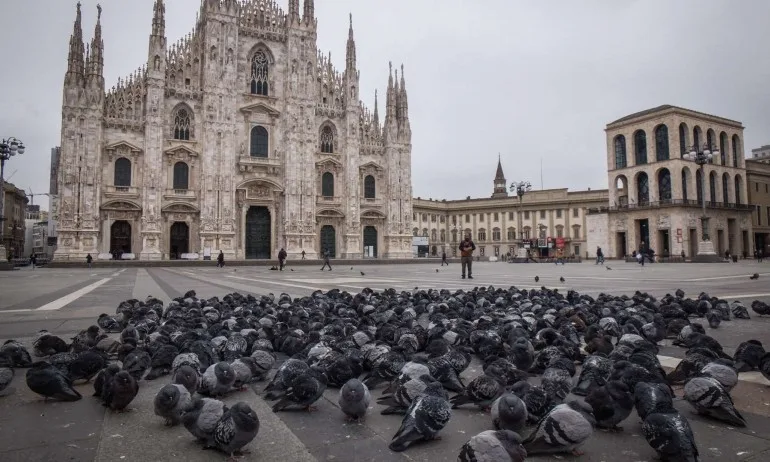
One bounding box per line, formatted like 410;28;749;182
458;234;476;279
278;248;287;271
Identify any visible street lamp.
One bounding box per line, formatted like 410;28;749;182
0;137;25;262
684;143;717;241
510;181;532;258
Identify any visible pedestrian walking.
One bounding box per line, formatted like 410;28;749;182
278;248;287;271
320;249;332;271
759;249;764;263
216;250;225;268
441;250;448;266
555;248;565;265
595;246;604;265
458;233;476;279
301;249;306;260
86;253;93;269
30;253;37;270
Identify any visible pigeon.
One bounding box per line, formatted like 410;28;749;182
183;397;229;442
377;374;435;415
534;276;539;282
458;429;527;462
123;349;151;381
32;331;69;357
0;367;15;397
338;378;371;421
749;273;759;280
572;354;612;396
541;365;573;404
751;300;770;316
490;393;528;433
26;361;82;401
145;344;179;380
1;340;33;367
606;266;612;270
584;380;634;430
171;352;201;375
102;370;139;412
248;349;276;381
683;376;746;427
522;400;594;456
212;402;260;458
634;382;675;421
514;383;552;423
264;358;310;399
93;363;121;397
642;410;699;462
559;277;565;283
761;352;770;383
272;369;328;412
360;271;365;276
66;350;107;383
388;382;452;452
154;383;192;426
97;313;123;332
173;364;200;394
699;362;738;392
230;357;257;389
70;325;102;353
450;373;505;410
733;340;765;372
200;362;236;397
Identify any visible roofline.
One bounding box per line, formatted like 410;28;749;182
606;105;744;131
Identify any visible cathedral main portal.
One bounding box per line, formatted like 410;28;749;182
111;221;132;255
245;206;271;259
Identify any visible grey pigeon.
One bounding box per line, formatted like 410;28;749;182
541;365;573;404
200;362;236;397
383;361;431;395
1;340;32;367
67;350;107;383
212;402;260;458
522;401;594;456
573;354;612;396
173;364;200;394
93;364;121;397
248;349;276;381
458;429;527;462
642;410;699;462
490;393;528;433
103;370;138;411
222;334;248;362
389;382;452;452
230;357;258;389
70;325;102;353
684;376;746;427
733;340;765;372
26;361;82;401
0;367;15;397
634;382;675;421
264;358;309;400
171;352;201;375
450;373;505;410
154;383;192;426
377;374;435;415
585;380;634;430
272;369;327;412
183;397;228;442
32;331;69;357
761;352;770;383
338;378;371;421
123;349;151;381
97;313;122;332
699;362;738;392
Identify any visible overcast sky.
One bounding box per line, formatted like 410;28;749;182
2;0;770;211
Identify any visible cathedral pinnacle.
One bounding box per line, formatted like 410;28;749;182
152;0;165;37
289;0;300;23
303;0;315;24
346;13;356;71
87;4;104;81
66;1;86;84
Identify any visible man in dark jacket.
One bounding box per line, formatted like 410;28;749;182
278;248;287;271
458;234;476;279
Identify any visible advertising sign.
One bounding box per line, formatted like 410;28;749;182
555;237;566;249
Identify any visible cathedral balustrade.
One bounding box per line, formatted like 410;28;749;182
165;84;202;100
163;189;196;200
103;118;145;131
317;196;342;206
315;103;346;119
104;185;140;199
362;198;384;207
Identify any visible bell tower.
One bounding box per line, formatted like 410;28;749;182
492;155;508;198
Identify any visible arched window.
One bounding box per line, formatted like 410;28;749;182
706;130;715;163
679;123;689;157
431;229;437;241
735;175;742;204
321;172;334;197
556;225;564;238
507;227;515;240
693;126;702;150
320;126;334;153
720;132;728;165
732;135;740;167
478;228;487;242
250;50;269;95
655;125;669;161
173;162;189;190
114;158;131;187
412;228;418;237
658;168;671;203
452;229;458;242
522;226;531;239
696;170;703;205
614;135;627;169
636;172;649;205
492;228;501;241
422;228;428;237
682;168;689;201
634;130;647;165
440;229;446;242
722;173;729;204
173;107;191;140
709;172;717;204
364;175;375;198
250;126;269;157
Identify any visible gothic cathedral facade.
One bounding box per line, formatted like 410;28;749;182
54;0;413;261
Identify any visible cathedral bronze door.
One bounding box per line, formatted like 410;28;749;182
320;225;336;258
363;226;378;257
110;220;131;254
245;206;271;259
170;222;189;259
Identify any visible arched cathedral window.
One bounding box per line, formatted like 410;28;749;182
173;108;191;141
250;126;269;158
114;158;132;187
320;126;334;153
173;162;189;190
364;175;375;199
250;51;269;96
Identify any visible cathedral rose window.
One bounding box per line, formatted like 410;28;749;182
250;51;269;96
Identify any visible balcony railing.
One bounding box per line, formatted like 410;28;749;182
104;185;139;197
317;195;342;206
363;197;383;206
587;199;754;214
163;188;196;199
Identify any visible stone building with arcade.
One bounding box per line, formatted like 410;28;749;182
53;0;413;261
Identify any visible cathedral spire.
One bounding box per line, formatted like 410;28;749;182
303;0;315;24
288;0;300;24
386;62;396;121
87;4;104;82
65;2;86;85
152;0;165;37
399;63;409;120
346;13;356;72
373;89;380;127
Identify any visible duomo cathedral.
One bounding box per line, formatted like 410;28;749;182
53;0;413;261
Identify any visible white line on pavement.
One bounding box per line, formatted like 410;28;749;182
35;277;112;311
710;292;770;300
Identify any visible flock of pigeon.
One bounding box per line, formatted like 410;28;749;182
1;285;770;461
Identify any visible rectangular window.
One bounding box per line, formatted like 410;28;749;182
494;212;499;221
465;215;470;223
452;216;457;225
524;211;530;219
422;214;427;222
508;212;514;220
479;214;484;222
431;215;436;222
557;227;563;238
440;216;445;223
556;209;562;218
756;183;759;192
574;245;580;256
539;210;546;219
573;208;580;217
573;227;580;238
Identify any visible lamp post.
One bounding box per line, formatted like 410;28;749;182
684;142;719;261
0;137;25;264
510;181;532;259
